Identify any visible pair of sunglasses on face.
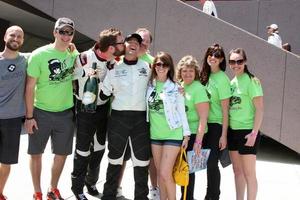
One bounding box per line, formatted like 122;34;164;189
209;51;244;65
57;29;74;36
208;51;223;59
228;59;244;65
153;62;169;68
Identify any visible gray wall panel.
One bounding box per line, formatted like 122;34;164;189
187;0;300;55
215;1;259;35
23;0;54;16
281;53;300;153
52;0;156;43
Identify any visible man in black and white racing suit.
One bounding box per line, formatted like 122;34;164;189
100;33;151;200
71;28;125;200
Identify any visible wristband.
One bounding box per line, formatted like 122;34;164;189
25;116;34;120
195;139;202;145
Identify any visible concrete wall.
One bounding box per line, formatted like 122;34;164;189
188;0;300;55
23;0;300;153
281;53;300;153
25;0;156;43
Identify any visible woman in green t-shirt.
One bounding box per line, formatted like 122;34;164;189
177;55;210;200
146;52;190;200
199;44;231;200
228;48;263;200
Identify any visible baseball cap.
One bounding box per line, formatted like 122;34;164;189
125;33;143;44
267;24;278;30
55;17;75;30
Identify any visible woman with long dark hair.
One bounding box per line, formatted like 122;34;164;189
228;48;263;200
199;44;231;200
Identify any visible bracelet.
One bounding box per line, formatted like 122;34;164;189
25;116;34;120
195;139;202;145
251;130;258;136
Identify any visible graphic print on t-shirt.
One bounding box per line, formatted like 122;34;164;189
148;89;164;114
230;96;241;107
48;58;73;81
229;85;241;108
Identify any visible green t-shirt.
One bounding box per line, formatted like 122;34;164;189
149;81;183;140
206;70;231;124
139;53;154;64
183;81;209;134
229;73;263;129
27;44;78;112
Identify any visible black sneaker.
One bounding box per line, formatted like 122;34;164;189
85;182;99;196
74;193;88;200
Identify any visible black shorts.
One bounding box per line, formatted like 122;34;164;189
0;117;22;164
227;128;260;155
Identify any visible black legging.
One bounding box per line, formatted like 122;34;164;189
180;124;223;200
202;123;222;200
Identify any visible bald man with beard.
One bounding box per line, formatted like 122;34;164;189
0;25;27;200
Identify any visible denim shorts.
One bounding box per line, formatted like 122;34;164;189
151;139;182;147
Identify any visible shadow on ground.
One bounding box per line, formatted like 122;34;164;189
257;135;300;164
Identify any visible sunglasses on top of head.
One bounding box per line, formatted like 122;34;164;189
57;29;74;36
153;62;169;68
228;59;244;65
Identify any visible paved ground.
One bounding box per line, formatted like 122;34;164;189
4;133;300;200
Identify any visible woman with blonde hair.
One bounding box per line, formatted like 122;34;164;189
177;55;210;200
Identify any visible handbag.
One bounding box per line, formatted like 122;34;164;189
173;147;189;200
219;148;232;168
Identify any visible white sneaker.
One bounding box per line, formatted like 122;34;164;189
149;187;160;200
116;187;123;198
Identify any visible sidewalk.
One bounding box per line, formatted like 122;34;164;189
4;134;300;200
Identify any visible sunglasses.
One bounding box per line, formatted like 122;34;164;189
154;62;169;68
58;30;74;36
208;51;222;58
229;59;244;65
